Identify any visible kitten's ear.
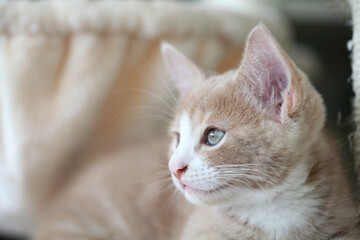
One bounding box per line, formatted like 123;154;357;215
161;42;203;97
238;23;298;122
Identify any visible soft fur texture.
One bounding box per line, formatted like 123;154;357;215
34;24;359;240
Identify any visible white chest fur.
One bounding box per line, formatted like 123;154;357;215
220;164;319;239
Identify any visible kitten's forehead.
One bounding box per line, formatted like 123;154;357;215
176;72;260;129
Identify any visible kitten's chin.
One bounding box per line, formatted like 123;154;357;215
183;185;235;206
172;176;235;206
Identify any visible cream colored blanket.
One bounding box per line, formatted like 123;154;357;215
0;0;301;236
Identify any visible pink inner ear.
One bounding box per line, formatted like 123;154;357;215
161;42;202;98
166;53;193;94
261;59;289;114
241;26;290;117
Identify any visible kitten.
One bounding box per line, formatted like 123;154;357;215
163;23;360;239
35;24;359;240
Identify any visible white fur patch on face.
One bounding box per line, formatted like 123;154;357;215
178;113;194;160
169;113;194;174
170;113;230;206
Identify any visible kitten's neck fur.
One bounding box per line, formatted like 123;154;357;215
215;131;357;239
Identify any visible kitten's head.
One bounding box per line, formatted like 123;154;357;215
162;24;325;207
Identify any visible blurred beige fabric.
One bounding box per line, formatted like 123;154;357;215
0;0;306;236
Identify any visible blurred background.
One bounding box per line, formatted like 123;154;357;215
0;0;354;239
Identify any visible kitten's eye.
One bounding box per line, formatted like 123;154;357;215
175;132;180;147
206;129;225;146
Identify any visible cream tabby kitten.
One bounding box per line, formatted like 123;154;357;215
35;24;359;239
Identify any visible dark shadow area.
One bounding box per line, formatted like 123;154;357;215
0;234;25;240
292;21;357;190
294;23;353;121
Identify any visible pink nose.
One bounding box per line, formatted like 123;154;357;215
172;166;188;180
